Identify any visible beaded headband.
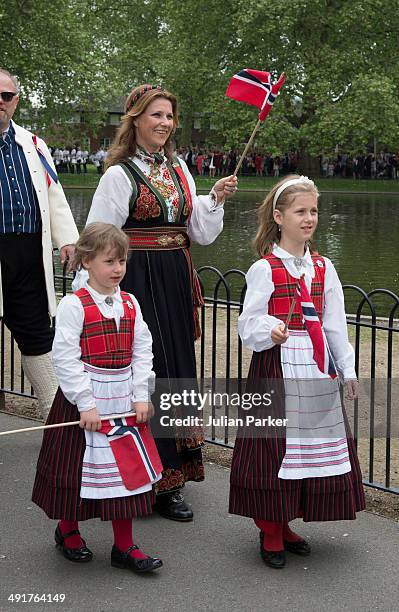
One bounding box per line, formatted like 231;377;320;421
127;85;164;111
272;175;315;210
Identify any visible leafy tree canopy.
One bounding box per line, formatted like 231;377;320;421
2;0;398;153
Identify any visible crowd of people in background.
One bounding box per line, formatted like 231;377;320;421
48;146;107;174
177;148;299;177
320;152;399;179
178;147;399;180
48;144;399;180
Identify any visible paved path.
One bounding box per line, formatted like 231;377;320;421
0;412;398;612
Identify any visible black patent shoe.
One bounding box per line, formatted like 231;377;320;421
284;539;311;555
111;545;163;573
54;524;93;562
259;531;285;569
153;491;194;522
260;548;286;569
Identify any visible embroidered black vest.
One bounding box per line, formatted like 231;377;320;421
119;157;192;230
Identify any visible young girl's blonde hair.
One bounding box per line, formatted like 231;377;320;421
72;223;129;269
254;174;319;257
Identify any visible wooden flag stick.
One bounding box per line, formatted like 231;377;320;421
284;298;297;333
284;273;304;332
233;119;262;177
0;412;136;437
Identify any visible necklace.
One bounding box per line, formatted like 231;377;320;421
104;296;113;306
136;146;164;167
150;163;160;177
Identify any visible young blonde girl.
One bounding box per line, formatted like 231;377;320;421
229;175;365;569
32;223;163;573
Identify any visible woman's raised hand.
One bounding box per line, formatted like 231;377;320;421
212;175;238;203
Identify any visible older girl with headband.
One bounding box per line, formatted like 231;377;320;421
229;174;365;569
74;84;238;523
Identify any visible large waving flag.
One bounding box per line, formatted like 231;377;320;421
226;69;285;121
99;416;163;490
295;275;337;379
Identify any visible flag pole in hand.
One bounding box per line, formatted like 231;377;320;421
0;412;136;437
284;273;304;332
226;69;285;177
284;294;298;333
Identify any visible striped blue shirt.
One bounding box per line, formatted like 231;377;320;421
0;124;41;233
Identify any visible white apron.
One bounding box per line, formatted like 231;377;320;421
278;329;351;480
80;362;161;500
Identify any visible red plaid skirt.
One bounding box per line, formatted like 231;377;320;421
32;388;155;521
228;346;365;522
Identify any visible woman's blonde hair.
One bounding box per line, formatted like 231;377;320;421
72;222;129;269
254;174;319;257
105;84;179;169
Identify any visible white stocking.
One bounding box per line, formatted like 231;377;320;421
21;352;58;420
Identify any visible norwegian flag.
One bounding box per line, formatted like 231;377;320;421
99;416;163;491
295;275;337;378
226;69;285;121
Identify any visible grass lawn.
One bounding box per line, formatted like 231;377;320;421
58;167;102;189
194;175;399;193
59;164;399;193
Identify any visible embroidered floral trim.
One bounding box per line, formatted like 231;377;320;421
133;183;161;220
154;460;205;493
146;165;179;221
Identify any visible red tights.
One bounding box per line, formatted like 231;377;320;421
59;520;83;549
111;519;148;560
254;519;303;552
59;519;148;559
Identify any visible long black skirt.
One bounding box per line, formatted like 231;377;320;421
32;389;155;521
229;346;365;522
121;247;204;492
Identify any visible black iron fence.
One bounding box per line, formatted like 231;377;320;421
1;265;398;495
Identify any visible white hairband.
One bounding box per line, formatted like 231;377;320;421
272;175;315;210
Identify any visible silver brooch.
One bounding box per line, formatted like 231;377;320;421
293;257;304;271
104;296;113;306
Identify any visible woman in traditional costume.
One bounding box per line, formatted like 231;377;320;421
75;84;237;521
229;175;365;568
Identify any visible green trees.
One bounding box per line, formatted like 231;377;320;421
2;0;398;154
0;1;115;128
224;0;399;154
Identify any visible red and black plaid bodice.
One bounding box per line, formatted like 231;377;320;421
263;253;325;330
75;288;136;368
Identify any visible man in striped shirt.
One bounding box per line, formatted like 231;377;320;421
0;68;79;419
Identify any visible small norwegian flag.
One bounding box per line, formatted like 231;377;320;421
99;416;163;491
295;275;337;378
225;69;285;121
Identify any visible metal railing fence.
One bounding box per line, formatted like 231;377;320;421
1;265;398;495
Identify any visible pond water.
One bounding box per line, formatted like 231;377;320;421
65;188;399;313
